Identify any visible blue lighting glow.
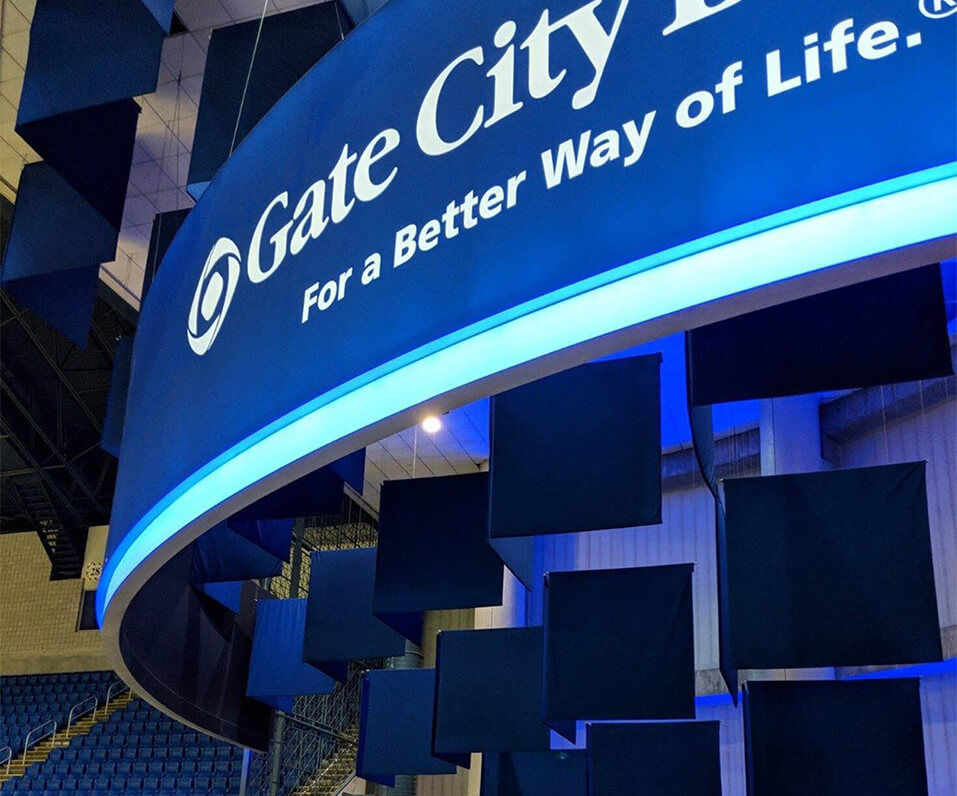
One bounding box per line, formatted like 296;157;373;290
98;164;957;625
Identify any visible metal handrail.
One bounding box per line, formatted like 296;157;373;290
22;720;56;763
104;680;130;714
0;745;12;776
66;695;98;734
333;772;356;796
280;712;356;746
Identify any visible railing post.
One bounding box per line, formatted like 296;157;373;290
66;696;98;734
238;747;252;796
22;720;56;763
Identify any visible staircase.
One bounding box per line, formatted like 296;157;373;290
0;691;135;786
15;479;83;579
289;725;358;796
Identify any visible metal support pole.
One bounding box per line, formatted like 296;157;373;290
268;713;286;796
288;517;306;599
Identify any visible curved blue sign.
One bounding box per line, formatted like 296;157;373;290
101;0;955;645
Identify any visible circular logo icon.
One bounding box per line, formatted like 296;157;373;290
188;237;242;356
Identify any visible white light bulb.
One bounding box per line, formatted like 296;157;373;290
421;415;442;434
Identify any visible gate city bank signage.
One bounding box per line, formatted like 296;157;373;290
101;0;956;624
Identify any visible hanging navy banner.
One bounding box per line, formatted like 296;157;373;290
303;548;410;681
721;462;942;671
188;3;350;196
1;163;113;347
101;336;135;456
143;210;191;301
481;751;586;796
357;668;465;786
375;473;504;642
687;264;954;405
433;627;552;757
543;564;696;736
247;598;335;701
744;680;928;796
16;0;161;228
587;722;721;796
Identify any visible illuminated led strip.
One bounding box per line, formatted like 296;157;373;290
98;164;957;624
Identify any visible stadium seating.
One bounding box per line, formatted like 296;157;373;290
1;676;243;795
0;672;114;754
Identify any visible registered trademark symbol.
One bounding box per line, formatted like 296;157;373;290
919;0;957;19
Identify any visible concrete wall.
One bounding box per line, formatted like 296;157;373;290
0;532;108;675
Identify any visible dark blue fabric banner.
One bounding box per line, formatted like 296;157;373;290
744;680;927;796
247;598;335;701
375;473;503;643
232;449;366;524
489;356;662;540
139;0;175;33
195;581;244;614
187;2;349;195
303;548;408;681
587;722;721;796
1;162;113;348
142;209;191;302
121;551;272;751
18;100;140;231
190;520;285;585
722;462;942;671
480;751;586;796
16;0;160;229
17;0;164;119
488;536;536;592
688;265;954;405
101;336;134;457
543;564;695;736
433;627;551;757
225;518;293;563
357;668;464;787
